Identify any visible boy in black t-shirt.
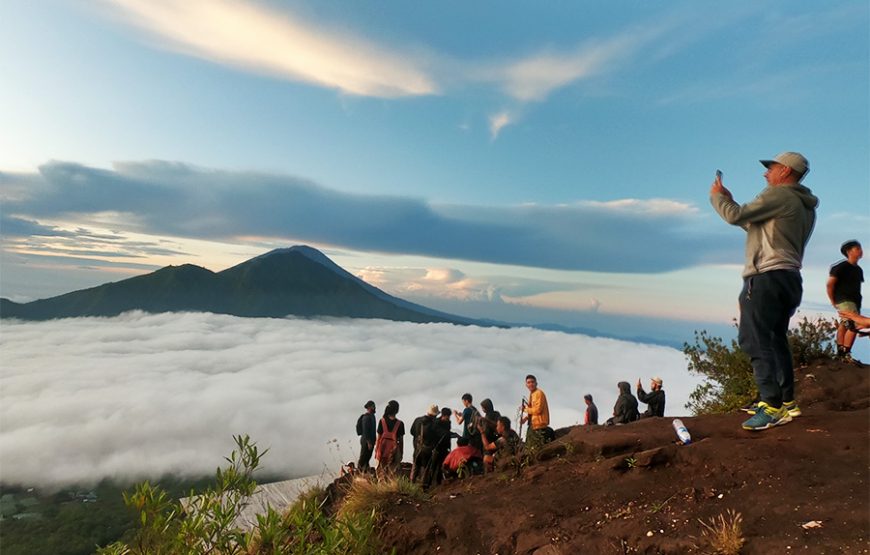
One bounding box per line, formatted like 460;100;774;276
827;240;864;363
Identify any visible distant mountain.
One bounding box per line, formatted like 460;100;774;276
0;246;480;325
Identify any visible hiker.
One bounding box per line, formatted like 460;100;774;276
636;377;665;418
453;393;482;451
828;240;864;364
711;152;817;431
495;416;520;460
606;381;639;425
442;436;483;479
423;407;457;489
478;419;497;472
356;400;376;472
479;398;501;439
520;374;554;443
409;404;439;482
375;400;405;476
583;394;599;425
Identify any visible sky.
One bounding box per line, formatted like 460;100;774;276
0;312;698;487
1;0;869;348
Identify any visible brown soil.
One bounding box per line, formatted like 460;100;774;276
375;358;870;554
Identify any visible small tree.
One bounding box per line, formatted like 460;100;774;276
683;328;754;415
684;317;837;415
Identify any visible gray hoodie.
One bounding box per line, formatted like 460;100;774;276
711;183;818;278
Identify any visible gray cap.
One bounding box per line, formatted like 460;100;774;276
760;152;809;177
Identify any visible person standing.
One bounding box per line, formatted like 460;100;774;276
583;394;598;425
636;377;665;418
409;404;438;482
356;400;376;472
710;151;818;430
375;400;405;476
520;374;553;443
828;240;864;364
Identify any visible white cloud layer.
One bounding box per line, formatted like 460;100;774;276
0;312;697;488
106;0;437;98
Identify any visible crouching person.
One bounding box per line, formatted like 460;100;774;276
442;437;483;479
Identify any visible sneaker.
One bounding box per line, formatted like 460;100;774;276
842;352;866;367
783;400;801;418
741;402;792;431
739;400;759;414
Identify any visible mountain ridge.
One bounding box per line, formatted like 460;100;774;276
0;246;478;325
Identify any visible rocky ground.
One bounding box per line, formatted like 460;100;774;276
374;358;869;554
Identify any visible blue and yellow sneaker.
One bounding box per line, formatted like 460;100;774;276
741;402;792;431
783;400;801;418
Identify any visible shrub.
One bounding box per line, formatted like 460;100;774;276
97;435;388;555
684;317;836;415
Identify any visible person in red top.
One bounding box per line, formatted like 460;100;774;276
375;400;405;477
441;437;482;478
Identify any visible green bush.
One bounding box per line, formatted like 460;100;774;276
684;316;836;415
97;435;387;555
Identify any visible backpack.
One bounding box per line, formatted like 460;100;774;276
356;414;365;436
375;418;399;463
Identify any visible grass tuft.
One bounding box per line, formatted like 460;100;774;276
338;476;426;519
697;509;745;555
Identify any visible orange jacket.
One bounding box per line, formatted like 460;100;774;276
525;388;550;429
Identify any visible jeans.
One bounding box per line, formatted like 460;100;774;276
738;270;802;408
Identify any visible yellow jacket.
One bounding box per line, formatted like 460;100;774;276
525;388;550;429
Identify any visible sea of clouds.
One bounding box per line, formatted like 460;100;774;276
0;312;699;488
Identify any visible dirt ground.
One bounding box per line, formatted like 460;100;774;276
375;358;870;554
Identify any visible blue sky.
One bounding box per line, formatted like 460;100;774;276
1;0;868;348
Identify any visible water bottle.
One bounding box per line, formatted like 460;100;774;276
672;419;691;445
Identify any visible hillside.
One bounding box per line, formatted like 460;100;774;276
375;357;869;554
0;246;476;325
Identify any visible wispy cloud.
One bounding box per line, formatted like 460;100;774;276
104;0;438;98
1;160;731;274
488;110;513;139
100;0;681;107
0;312;697;487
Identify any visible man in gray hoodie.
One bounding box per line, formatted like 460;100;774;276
710;152;818;431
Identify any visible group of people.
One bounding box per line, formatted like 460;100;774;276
353;151;858;486
583;376;666;427
354;375;554;486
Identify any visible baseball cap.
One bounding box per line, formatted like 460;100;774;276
427;404;439;416
760;152;809;177
652;377;663;386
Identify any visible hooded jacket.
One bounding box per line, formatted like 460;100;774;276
613;382;639;424
711;183;818;278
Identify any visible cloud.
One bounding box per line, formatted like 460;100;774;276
98;1;687;106
1;160;730;274
103;0;437;98
0;312;698;487
492;33;650;102
489;111;513;139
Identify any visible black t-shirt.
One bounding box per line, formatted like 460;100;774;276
830;260;864;307
377;418;405;437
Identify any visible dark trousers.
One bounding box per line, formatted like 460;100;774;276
358;439;374;471
738;270;802;408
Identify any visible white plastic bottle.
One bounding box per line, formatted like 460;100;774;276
672;419;691;445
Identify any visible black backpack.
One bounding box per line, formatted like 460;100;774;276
356;414;365;436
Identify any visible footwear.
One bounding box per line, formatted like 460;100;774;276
783;400;801;418
841;352;865;367
741;402;792;431
739;400;759;414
